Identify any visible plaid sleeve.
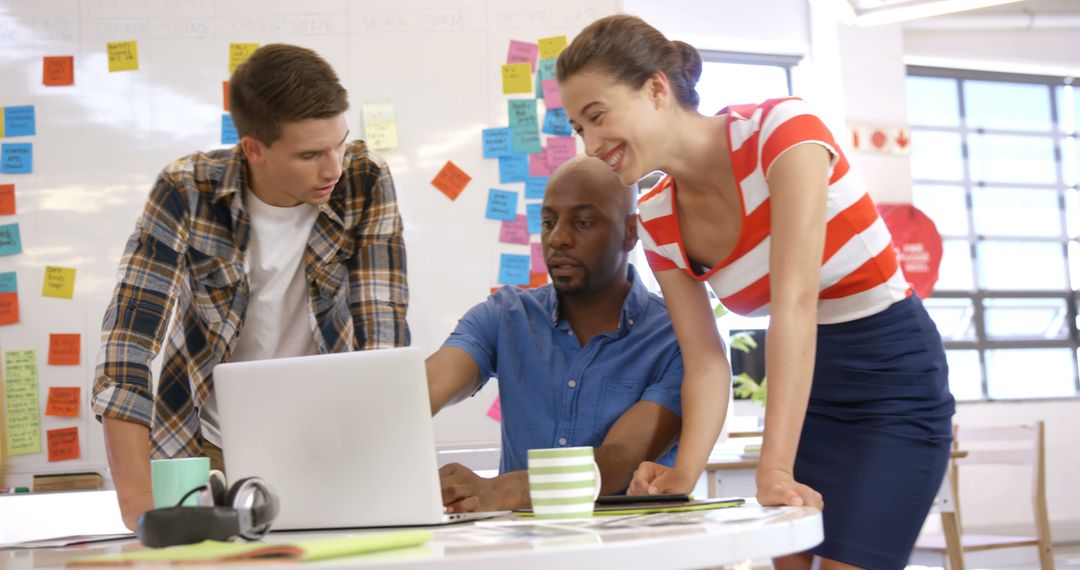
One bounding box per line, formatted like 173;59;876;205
348;154;410;350
92;172;189;427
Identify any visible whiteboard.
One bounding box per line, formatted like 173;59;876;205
0;0;618;481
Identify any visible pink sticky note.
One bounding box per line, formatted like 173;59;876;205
546;137;576;171
486;396;502;422
531;243;547;273
529;152;553;178
499;215;530;245
541;79;562;109
507;40;538;72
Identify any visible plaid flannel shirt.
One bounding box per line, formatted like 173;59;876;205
92;141;410;458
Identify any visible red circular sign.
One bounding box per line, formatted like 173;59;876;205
877;204;943;298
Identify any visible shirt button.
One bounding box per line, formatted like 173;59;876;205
628;319;635;326
568;380;577;388
558;438;568;446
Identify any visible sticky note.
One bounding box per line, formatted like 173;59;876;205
45;387;81;416
0;272;15;293
0;184;14;215
536;58;556;98
508;100;539;131
107;40;139;72
223;81;230;111
482;127;513;158
531;242;547;273
0;223;23;255
546;137;577;170
0;291;18;325
486;396;501;422
486;189;519;222
529;271;548;288
544;108;573;137
538;35;568;60
1;143;32;174
498;154;528;184
507;40;538;72
529;152;553;178
499;215;530;245
0;110;4;137
501;63;532;95
47;427;80;462
527;203;543;234
43;56;75;86
42;266;76;299
525;177;548;199
4;106;36;137
541;79;563;109
228;42;259;73
512;128;542;155
432;161;471;200
48;334;80;366
5;350;41;456
362;100;399;150
498;253;531;286
221;114;238;145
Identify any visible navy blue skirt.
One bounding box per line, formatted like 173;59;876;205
795;295;955;569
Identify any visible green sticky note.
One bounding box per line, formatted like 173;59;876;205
5;350;40;456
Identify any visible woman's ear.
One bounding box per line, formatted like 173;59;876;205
646;71;673;108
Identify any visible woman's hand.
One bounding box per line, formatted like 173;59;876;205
627;461;698;496
755;468;823;509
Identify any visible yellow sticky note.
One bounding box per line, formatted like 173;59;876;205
0;109;5;137
361;101;399;151
41;266;76;299
538;36;567;60
229;43;260;73
5;349;41;456
502;63;532;95
107;40;139;72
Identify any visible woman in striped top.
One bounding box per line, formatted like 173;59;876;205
557;15;954;570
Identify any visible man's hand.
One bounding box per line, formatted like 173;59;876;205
439;463;528;513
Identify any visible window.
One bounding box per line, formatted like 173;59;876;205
907;67;1080;401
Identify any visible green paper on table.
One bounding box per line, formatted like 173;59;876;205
517;497;746;517
66;530;432;566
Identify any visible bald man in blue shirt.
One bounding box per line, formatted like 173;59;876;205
427;155;685;513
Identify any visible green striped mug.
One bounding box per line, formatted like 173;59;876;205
527;446;602;518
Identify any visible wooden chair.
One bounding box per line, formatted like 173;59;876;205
918;422;1055;570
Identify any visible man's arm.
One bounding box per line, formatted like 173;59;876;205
426;346;483;415
103;418;153;530
595;401;681;495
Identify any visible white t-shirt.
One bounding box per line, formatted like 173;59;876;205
200;189;320;448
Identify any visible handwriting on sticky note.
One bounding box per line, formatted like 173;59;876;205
362;101;399;150
5;349;41;456
0;184;14;215
431;161;471;200
46;387;81;417
536;58;556;98
507;40;538;72
529;153;552;178
0;291;18;325
4;106;36;137
486;396;501;422
527;203;543;234
0;272;16;293
531;242;547;273
43;56;75;86
525;177;548;200
508;100;538;130
512;128;541;155
48;427;80;462
482;128;513;158
499;215;530;245
107;40;139;72
498;154;528;184
501;63;532;95
0;223;23;256
221;114;238;145
538;36;568;60
48;334;80;366
42;266;76;299
541;79;563;109
228;43;259;73
1;143;33;174
499;254;531;286
546;137;577;170
543;108;573;137
486;189;519;222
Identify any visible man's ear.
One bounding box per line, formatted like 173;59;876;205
623;214;639;252
240;135;264;165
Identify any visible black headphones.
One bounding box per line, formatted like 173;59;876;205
136;472;280;548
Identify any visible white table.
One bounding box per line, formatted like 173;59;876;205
3;504;822;570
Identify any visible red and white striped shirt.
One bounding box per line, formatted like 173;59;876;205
637;97;911;324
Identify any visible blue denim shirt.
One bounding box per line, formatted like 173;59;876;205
444;265;683;474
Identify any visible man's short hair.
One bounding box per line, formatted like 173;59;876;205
228;44;349;145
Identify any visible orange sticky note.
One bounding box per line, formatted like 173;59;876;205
43;55;75;86
0;184;14;215
431;161;471;201
223;81;230;112
0;291;18;325
528;272;548;288
47;427;80;462
48;333;80;365
46;387;81;417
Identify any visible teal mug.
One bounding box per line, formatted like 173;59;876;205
151;457;223;508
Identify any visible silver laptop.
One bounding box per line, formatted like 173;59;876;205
213;346;504;529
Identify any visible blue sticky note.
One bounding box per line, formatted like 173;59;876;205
511;126;542;154
525;177;549;199
498;253;531;286
536;58;556;98
543;108;573;137
482;127;513;158
527;203;543;234
486;188;519;222
0;143;32;174
499;154;528;184
0;223;22;256
0;272;16;293
508;100;538;130
4;106;36;137
222;114;238;145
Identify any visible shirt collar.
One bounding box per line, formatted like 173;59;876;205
548;264;649;335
